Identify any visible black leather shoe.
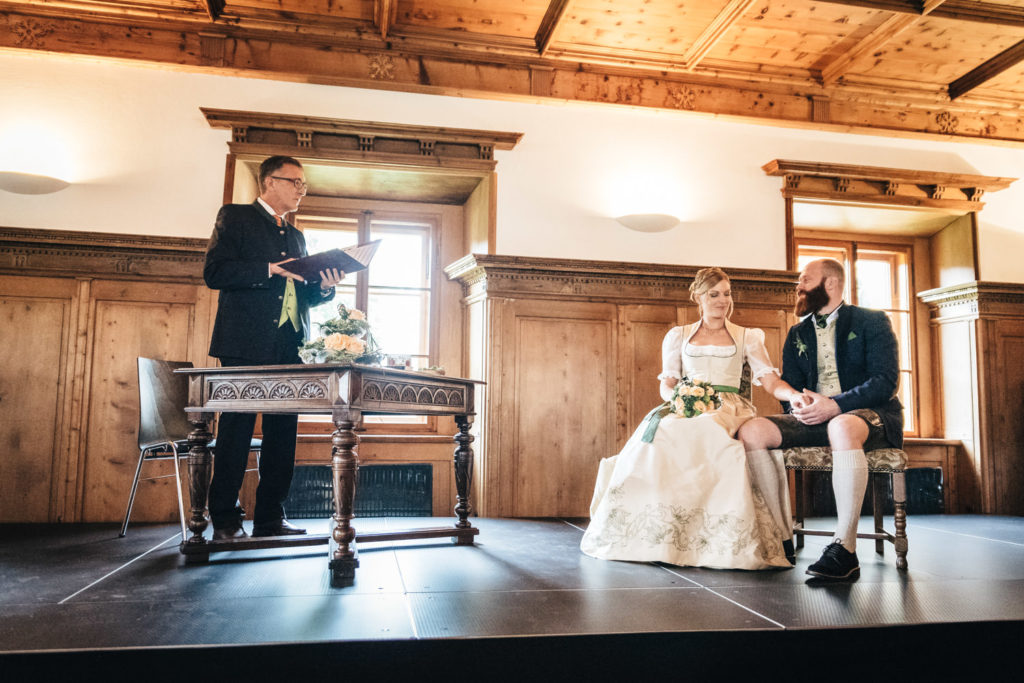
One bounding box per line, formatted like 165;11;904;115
782;539;796;565
252;519;307;537
212;520;248;541
806;541;859;580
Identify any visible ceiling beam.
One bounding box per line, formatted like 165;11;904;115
201;0;224;22
820;1;945;84
949;38;1024;99
811;0;1024;28
373;0;398;41
535;0;572;56
681;0;757;71
2;6;1023;144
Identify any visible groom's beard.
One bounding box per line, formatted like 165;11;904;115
795;280;829;318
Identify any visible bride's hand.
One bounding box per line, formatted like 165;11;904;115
660;378;677;402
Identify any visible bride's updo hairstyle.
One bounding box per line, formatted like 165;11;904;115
689;267;733;318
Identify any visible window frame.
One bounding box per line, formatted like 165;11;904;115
294;204;444;435
795;232;920;437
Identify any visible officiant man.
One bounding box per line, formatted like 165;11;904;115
204;155;344;540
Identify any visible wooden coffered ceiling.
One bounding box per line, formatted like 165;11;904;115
3;1;1024;144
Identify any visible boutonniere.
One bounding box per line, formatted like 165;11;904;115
847;331;857;341
794;337;808;358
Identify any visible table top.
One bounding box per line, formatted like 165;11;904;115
177;362;480;416
175;362;484;384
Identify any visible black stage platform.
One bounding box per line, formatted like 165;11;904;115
2;515;1022;681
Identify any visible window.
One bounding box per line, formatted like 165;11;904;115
796;237;917;435
297;208;439;430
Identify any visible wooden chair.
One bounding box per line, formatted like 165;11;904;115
121;358;261;538
775;446;908;570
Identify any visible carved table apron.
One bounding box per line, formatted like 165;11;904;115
175;363;480;586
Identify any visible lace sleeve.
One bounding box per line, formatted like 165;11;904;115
744;327;781;386
657;326;685;381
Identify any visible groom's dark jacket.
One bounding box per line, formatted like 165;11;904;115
779;304;904;448
204;201;334;364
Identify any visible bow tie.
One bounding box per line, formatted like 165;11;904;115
814;313;830;329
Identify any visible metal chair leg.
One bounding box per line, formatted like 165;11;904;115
120;447;149;538
170;444;188;539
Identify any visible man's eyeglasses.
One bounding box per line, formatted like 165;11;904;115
271;176;309;192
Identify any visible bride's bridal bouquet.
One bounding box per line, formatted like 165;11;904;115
669;378;722;418
298;303;382;364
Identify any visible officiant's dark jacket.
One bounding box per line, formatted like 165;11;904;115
779;304;904;448
204;201;333;363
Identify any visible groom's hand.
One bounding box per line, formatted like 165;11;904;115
791;389;840;425
788;392;808;410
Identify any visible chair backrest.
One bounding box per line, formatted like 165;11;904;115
137;357;195;450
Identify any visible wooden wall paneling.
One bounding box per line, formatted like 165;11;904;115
506;298;618;517
728;305;793;418
929;214;978;289
463;173;495;255
990;319;1024;515
920;281;1024;514
447;254;797;519
617;304;679;449
79;280;209;522
61;278;93;522
0;275;81;522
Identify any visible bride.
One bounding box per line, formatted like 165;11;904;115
581;267;803;570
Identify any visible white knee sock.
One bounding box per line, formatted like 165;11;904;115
832;449;868;552
746;449;791;541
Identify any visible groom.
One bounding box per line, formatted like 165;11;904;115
738;258;902;580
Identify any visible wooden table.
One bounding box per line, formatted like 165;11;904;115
175;363;480;586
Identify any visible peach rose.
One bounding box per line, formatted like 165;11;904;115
342;335;366;354
348;309;366;321
324;333;347;351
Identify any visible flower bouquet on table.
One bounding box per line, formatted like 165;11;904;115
669;377;722;418
298;303;383;364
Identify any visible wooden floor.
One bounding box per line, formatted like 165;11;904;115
2;514;1022;680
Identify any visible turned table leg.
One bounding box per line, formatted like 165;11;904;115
183;414;214;564
329;411;360;586
453;414;475;543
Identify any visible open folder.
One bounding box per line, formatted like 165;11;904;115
281;239;382;284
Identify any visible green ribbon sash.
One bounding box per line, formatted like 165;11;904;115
640;403;673;443
639;384;740;443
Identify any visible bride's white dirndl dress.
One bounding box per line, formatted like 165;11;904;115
580;320;791;570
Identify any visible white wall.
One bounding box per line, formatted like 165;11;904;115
2;51;1022;281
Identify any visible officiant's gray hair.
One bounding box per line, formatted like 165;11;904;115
258;155;303;191
690;267;733;318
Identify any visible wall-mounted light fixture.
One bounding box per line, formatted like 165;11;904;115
0;171;71;195
615;213;680;233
